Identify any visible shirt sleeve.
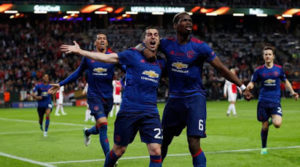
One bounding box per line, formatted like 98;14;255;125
202;43;216;62
251;69;259;82
117;49;135;66
280;68;287;81
33;85;38;93
59;57;87;86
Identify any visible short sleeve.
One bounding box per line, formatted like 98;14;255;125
251;70;259;82
199;43;216;62
280;68;287;81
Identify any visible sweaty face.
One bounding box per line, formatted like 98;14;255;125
175;14;193;35
263;49;274;64
143;29;160;52
94;34;108;51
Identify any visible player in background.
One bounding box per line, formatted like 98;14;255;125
109;78;122;117
31;74;53;137
54;86;67;116
82;83;95;122
138;12;252;167
60;27;164;167
246;46;299;155
224;69;242;117
49;33;114;157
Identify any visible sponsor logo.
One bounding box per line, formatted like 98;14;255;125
142;70;159;78
264;79;276;86
172;62;188;70
93;67;108;76
94;105;99;111
93;67;107;73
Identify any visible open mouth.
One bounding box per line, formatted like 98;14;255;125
186;26;192;31
149;41;156;48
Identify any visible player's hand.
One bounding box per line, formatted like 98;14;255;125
134;43;144;52
292;92;299;101
243;89;253;101
224;94;227;98
48;84;60;94
60;41;81;54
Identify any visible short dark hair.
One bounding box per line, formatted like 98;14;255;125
173;12;190;24
263;45;275;55
141;26;159;41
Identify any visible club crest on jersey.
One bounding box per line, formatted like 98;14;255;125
142;70;159;78
93;67;108;76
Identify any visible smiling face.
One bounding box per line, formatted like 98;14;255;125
173;13;193;35
94;34;108;53
143;28;160;52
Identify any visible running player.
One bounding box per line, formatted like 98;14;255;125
60;27;164;167
224;69;242;117
49;33;114;157
31;74;53;137
109;78;122;117
246;46;299;155
138;12;252;167
54;86;67;116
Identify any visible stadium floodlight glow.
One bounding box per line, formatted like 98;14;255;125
95;11;108;14
206;13;218;16
233;13;244;17
187;12;193;16
125;11;138;15
4;10;18;14
66;11;79;14
122;14;127;17
282;14;292;18
152;11;164;15
277;16;283;20
256;14;268;17
34;10;47;14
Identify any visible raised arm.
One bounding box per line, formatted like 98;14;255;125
284;80;299;100
60;41;119;64
209;56;252;100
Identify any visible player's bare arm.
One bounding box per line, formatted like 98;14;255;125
48;84;60;94
60;41;119;64
30;93;42;100
210;57;252;100
284;80;299;100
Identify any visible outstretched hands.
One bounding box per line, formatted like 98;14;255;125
60;41;81;54
48;84;60;94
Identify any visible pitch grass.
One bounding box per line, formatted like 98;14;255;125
0;99;299;167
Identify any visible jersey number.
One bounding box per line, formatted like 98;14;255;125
154;128;163;139
277;107;282;114
199;119;204;131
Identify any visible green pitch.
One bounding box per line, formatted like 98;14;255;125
0;99;299;167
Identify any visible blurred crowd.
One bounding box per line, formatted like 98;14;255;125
0;15;299;103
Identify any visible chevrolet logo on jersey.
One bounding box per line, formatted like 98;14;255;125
93;67;107;73
264;79;276;86
142;70;159;78
172;62;188;69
